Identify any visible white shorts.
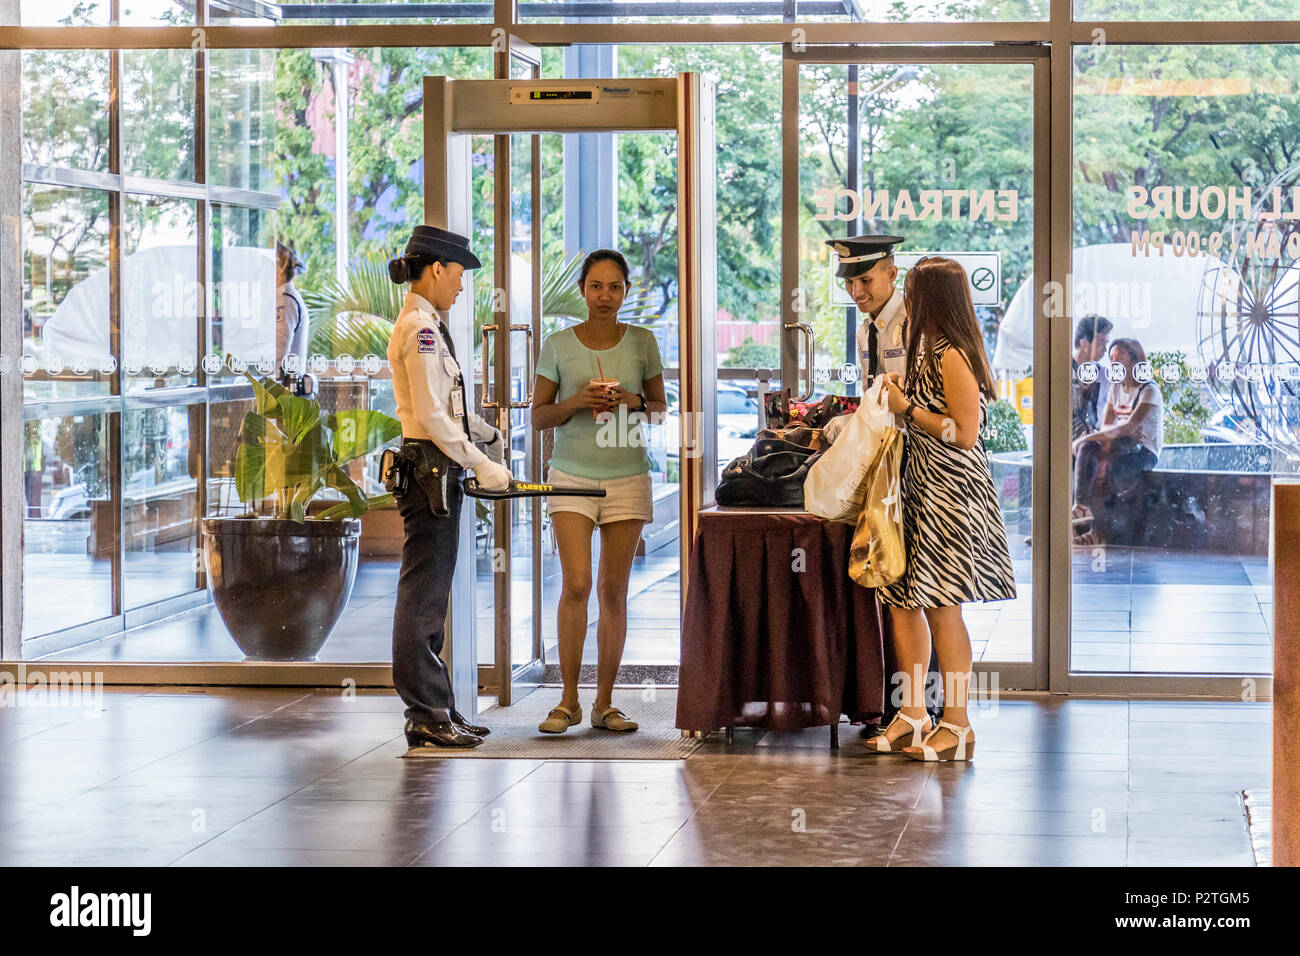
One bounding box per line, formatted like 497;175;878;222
545;466;654;526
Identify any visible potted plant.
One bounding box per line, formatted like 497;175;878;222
202;373;402;661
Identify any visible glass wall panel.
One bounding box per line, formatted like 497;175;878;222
1069;43;1300;674
1075;0;1298;22
123;194;200;390
603;45;782;468
209;49;277;194
22;412;114;639
209;203;276;380
123;404;200;609
22;184;112;401
21;50;111;173
122;50;197;183
524;0;1045;22
206;397;254;517
17;0;108;25
120;0;195;25
230;0;491;27
801;60;1036;664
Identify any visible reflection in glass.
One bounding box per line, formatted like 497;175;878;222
22;184;111;399
22;413;114;638
210;204;277;379
209;50;277;193
123;195;199;390
124;406;200;609
1068;44;1300;675
21;50;110;172
122;50;197;183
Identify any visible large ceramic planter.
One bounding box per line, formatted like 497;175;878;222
202;516;362;661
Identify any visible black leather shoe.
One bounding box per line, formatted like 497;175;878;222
405;719;482;749
451;709;491;737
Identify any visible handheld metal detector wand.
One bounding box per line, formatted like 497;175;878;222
462;477;607;500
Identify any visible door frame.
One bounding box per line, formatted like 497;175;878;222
424;72;717;712
782;44;1051;692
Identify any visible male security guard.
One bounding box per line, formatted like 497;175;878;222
824;234;907;440
387;225;513;750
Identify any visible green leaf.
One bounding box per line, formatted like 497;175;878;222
318;492;394;520
234;412;290;508
328;408;403;465
281;422;335;489
245;372;289;417
275;392;322;445
323;463;367;519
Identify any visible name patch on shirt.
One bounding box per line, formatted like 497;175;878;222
884;347;905;359
416;328;439;353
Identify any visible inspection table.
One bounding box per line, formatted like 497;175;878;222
676;505;888;747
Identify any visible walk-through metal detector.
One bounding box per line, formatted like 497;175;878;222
423;75;717;713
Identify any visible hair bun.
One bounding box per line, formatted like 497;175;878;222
388;256;409;284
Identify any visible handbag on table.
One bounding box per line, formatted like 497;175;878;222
756;424;825;450
715;437;824;508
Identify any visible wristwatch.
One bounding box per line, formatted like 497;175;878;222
636;394;647;413
904;401;917;423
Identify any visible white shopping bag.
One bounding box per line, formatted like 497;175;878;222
802;378;894;523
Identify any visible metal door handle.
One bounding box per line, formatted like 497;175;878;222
480;323;501;409
480;323;535;409
508;324;534;408
784;320;815;401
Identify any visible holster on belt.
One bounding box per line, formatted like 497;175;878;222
394;439;453;517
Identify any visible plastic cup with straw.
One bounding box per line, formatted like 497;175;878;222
590;355;618;420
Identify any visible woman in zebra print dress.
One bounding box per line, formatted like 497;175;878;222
865;257;1017;762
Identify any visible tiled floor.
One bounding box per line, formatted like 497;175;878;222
0;687;1268;866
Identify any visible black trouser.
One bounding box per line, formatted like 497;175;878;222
1075;437;1156;509
392;465;464;724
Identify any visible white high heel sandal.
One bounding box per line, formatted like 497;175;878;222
903;720;975;762
864;711;931;754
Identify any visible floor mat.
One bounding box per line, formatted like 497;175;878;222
400;687;701;760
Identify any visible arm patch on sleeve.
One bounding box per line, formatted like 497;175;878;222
416;328;439;353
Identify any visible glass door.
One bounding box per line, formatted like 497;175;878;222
786;47;1049;690
1065;43;1300;690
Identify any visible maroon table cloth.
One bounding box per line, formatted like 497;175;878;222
676;506;887;733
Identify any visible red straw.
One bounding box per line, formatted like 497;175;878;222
596;356;604;380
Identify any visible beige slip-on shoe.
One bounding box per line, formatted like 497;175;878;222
538;704;581;734
591;706;638;732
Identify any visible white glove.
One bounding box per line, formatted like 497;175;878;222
823;412;853;444
475;460;512;492
477;428;506;465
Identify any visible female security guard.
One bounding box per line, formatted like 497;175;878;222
387;225;513;750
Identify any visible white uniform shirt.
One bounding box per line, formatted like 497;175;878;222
276;281;309;365
854;288;907;381
388;292;496;470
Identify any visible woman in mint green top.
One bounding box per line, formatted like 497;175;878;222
531;250;668;736
535;315;664;479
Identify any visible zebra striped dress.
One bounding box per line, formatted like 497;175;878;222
878;337;1017;609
